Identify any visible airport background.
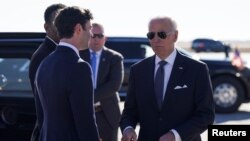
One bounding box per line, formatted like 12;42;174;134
178;41;250;52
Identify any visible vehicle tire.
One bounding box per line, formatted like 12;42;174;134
212;76;244;113
1;106;18;126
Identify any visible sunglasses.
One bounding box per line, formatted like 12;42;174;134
146;31;172;40
92;33;104;39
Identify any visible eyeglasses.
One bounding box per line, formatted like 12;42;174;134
146;31;172;40
92;33;104;39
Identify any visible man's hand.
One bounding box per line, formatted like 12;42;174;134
159;131;175;141
121;128;137;141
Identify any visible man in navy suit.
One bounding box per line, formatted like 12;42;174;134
35;6;100;141
28;3;66;141
120;16;215;141
80;23;124;141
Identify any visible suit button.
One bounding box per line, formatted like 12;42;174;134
159;117;163;121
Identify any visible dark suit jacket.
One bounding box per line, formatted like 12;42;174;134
29;37;57;141
35;46;99;141
80;47;123;129
120;50;215;141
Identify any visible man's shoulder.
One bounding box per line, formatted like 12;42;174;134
177;51;206;66
37;37;56;51
131;56;154;69
104;47;123;59
176;52;208;72
31;38;57;61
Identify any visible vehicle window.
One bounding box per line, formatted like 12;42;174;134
141;44;154;57
207;40;214;47
216;41;223;47
0;58;31;91
105;41;152;59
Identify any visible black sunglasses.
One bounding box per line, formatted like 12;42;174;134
92;33;104;39
146;31;172;40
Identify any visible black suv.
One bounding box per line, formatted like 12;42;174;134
1;32;250;137
191;38;231;52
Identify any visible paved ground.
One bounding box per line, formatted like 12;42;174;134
1;101;250;141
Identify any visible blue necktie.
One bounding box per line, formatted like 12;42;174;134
154;60;167;109
91;52;97;88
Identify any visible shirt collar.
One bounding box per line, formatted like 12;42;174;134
89;48;102;56
59;41;80;57
155;48;177;66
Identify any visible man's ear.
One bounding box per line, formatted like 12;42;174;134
173;30;178;42
44;23;49;32
104;36;108;42
74;23;82;34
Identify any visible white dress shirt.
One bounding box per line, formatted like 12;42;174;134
154;48;176;99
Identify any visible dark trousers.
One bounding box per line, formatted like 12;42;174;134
96;111;118;141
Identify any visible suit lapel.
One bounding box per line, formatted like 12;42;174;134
162;52;185;107
147;56;161;111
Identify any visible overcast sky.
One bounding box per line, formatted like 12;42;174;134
0;0;249;41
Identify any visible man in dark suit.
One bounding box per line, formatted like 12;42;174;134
28;3;66;141
35;6;100;141
120;16;215;141
80;23;124;141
